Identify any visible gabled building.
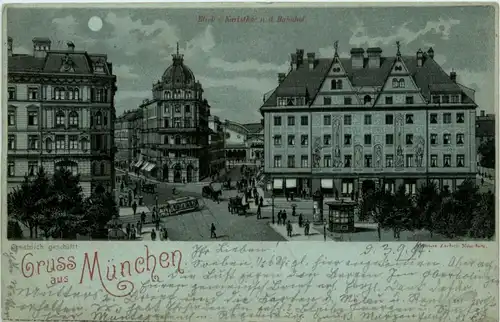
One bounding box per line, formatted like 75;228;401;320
7;37;117;196
261;44;477;198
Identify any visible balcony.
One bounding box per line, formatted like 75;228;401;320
157;127;210;133
158;144;204;150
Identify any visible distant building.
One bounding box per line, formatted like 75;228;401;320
114;109;143;170
7;37;117;196
261;45;477;197
208;116;226;175
138;45;211;183
223;119;264;167
476;110;495;147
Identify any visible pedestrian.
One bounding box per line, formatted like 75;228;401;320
287;220;293;237
286;191;289;201
137;220;142;235
257;204;261;219
298;213;303;228
120;181;124;191
277;210;282;225
141;211;146;224
481;178;485;185
324;225;326;241
305;220;310;236
132;201;137;217
131;225;136;240
151;229;157;241
155;218;160;231
126;223;131;239
210;223;217;239
216;192;220;204
282;211;287;226
163;228;168;240
260;196;264;207
152;212;156;224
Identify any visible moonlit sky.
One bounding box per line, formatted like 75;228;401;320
6;5;496;123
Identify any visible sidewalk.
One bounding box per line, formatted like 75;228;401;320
269;222;332;241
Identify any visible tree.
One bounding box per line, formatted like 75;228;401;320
414;181;441;238
358;186;394;241
478;138;495;169
7;220;23;239
387;185;415;240
81;190;118;238
469;190;495;240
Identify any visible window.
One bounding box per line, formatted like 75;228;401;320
8;162;15;177
324;155;332;167
28;87;39;100
344;134;352;146
286;98;295;106
277;98;286;106
287;155;295;168
443;154;451;167
28;135;39;150
287;135;295;146
451;95;460;103
457;154;465;167
174;118;181;128
45;138;53;152
8;110;16;126
56;135;65;150
406;134;414;145
456;133;464;145
431;154;438;167
406;96;414;104
69;111;78;127
443;134;451;145
323;97;332;105
344;97;352;105
405;182;416;195
300;135;308;146
81;138;89;151
342;180;353;194
364;95;371;105
164;106;170;114
441;95;450;104
8;87;16;100
386;134;394;145
385;114;393;124
175;105;181;113
364;134;372;145
184;118;192;128
364;114;372;125
94;111;103;126
430;113;438;124
331;80;337;89
93;88;107;103
430;134;438;145
287;116;295;126
301;155;308;167
406;114;414;124
28;111;38;126
274;116;281;126
456;113;465;123
385;96;393;104
432;95;441;104
185;105;191;113
336;80;343;89
364;155;372;168
344;115;352;125
301;116;308;126
274;135;282;145
164;118;170;128
8;135;16;150
406;154;414;167
323;134;331;145
344;155;352;167
443;113;452;124
386;154;394;167
398;79;405;88
69;135;78;150
324;115;331;126
392;78;398;88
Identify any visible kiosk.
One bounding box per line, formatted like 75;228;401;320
312;189;324;222
326;200;356;233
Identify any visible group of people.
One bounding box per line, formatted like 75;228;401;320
150;227;168;241
276;210;312;237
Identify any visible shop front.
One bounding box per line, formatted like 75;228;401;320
320;179;334;197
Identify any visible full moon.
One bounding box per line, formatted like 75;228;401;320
88;16;103;32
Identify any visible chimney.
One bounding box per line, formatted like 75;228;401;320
367;47;382;68
7;37;13;56
290;53;297;70
278;73;286;84
416;49;424;67
296;49;304;67
350;48;365;69
427;47;434;59
450;70;457;82
307;52;316;70
481;110;485;117
32;37;51;58
67;41;75;52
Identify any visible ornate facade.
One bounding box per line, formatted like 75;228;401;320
223;120;264;167
261;44;477;197
7;37;117;196
138;45;211;183
114;109;143;170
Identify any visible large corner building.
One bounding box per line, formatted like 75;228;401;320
261;45;477;197
7;37;117;196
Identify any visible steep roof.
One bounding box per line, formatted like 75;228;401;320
262;53;476;107
242;122;263;133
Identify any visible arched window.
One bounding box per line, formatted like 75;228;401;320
331;80;337;89
54;87;63;100
185;91;191;99
69;111;78;127
55;110;65;127
336;80;343;89
68;88;74;100
73;88;79;100
95;111;102;125
364;95;372;105
46;137;53;152
80;138;89;151
398;78;405;88
392;78;399;88
174;135;181;145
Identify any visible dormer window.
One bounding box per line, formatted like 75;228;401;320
451;95;460;103
363;95;372;105
398;78;405;88
286;98;295;106
392;78;399;88
432;95;441;104
277;97;286;106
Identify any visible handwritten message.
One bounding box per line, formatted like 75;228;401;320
3;241;498;322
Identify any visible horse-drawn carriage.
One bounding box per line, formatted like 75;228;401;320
228;196;250;215
202;182;222;201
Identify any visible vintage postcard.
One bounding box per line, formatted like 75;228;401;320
2;2;499;321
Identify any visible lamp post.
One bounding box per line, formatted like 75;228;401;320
272;193;275;224
155;194;159;218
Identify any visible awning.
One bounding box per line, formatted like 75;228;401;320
134;160;144;168
321;179;333;189
273;179;283;189
285;179;297;188
141;162;150;171
145;163;156;172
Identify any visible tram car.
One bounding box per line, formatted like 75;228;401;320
160;196;200;216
